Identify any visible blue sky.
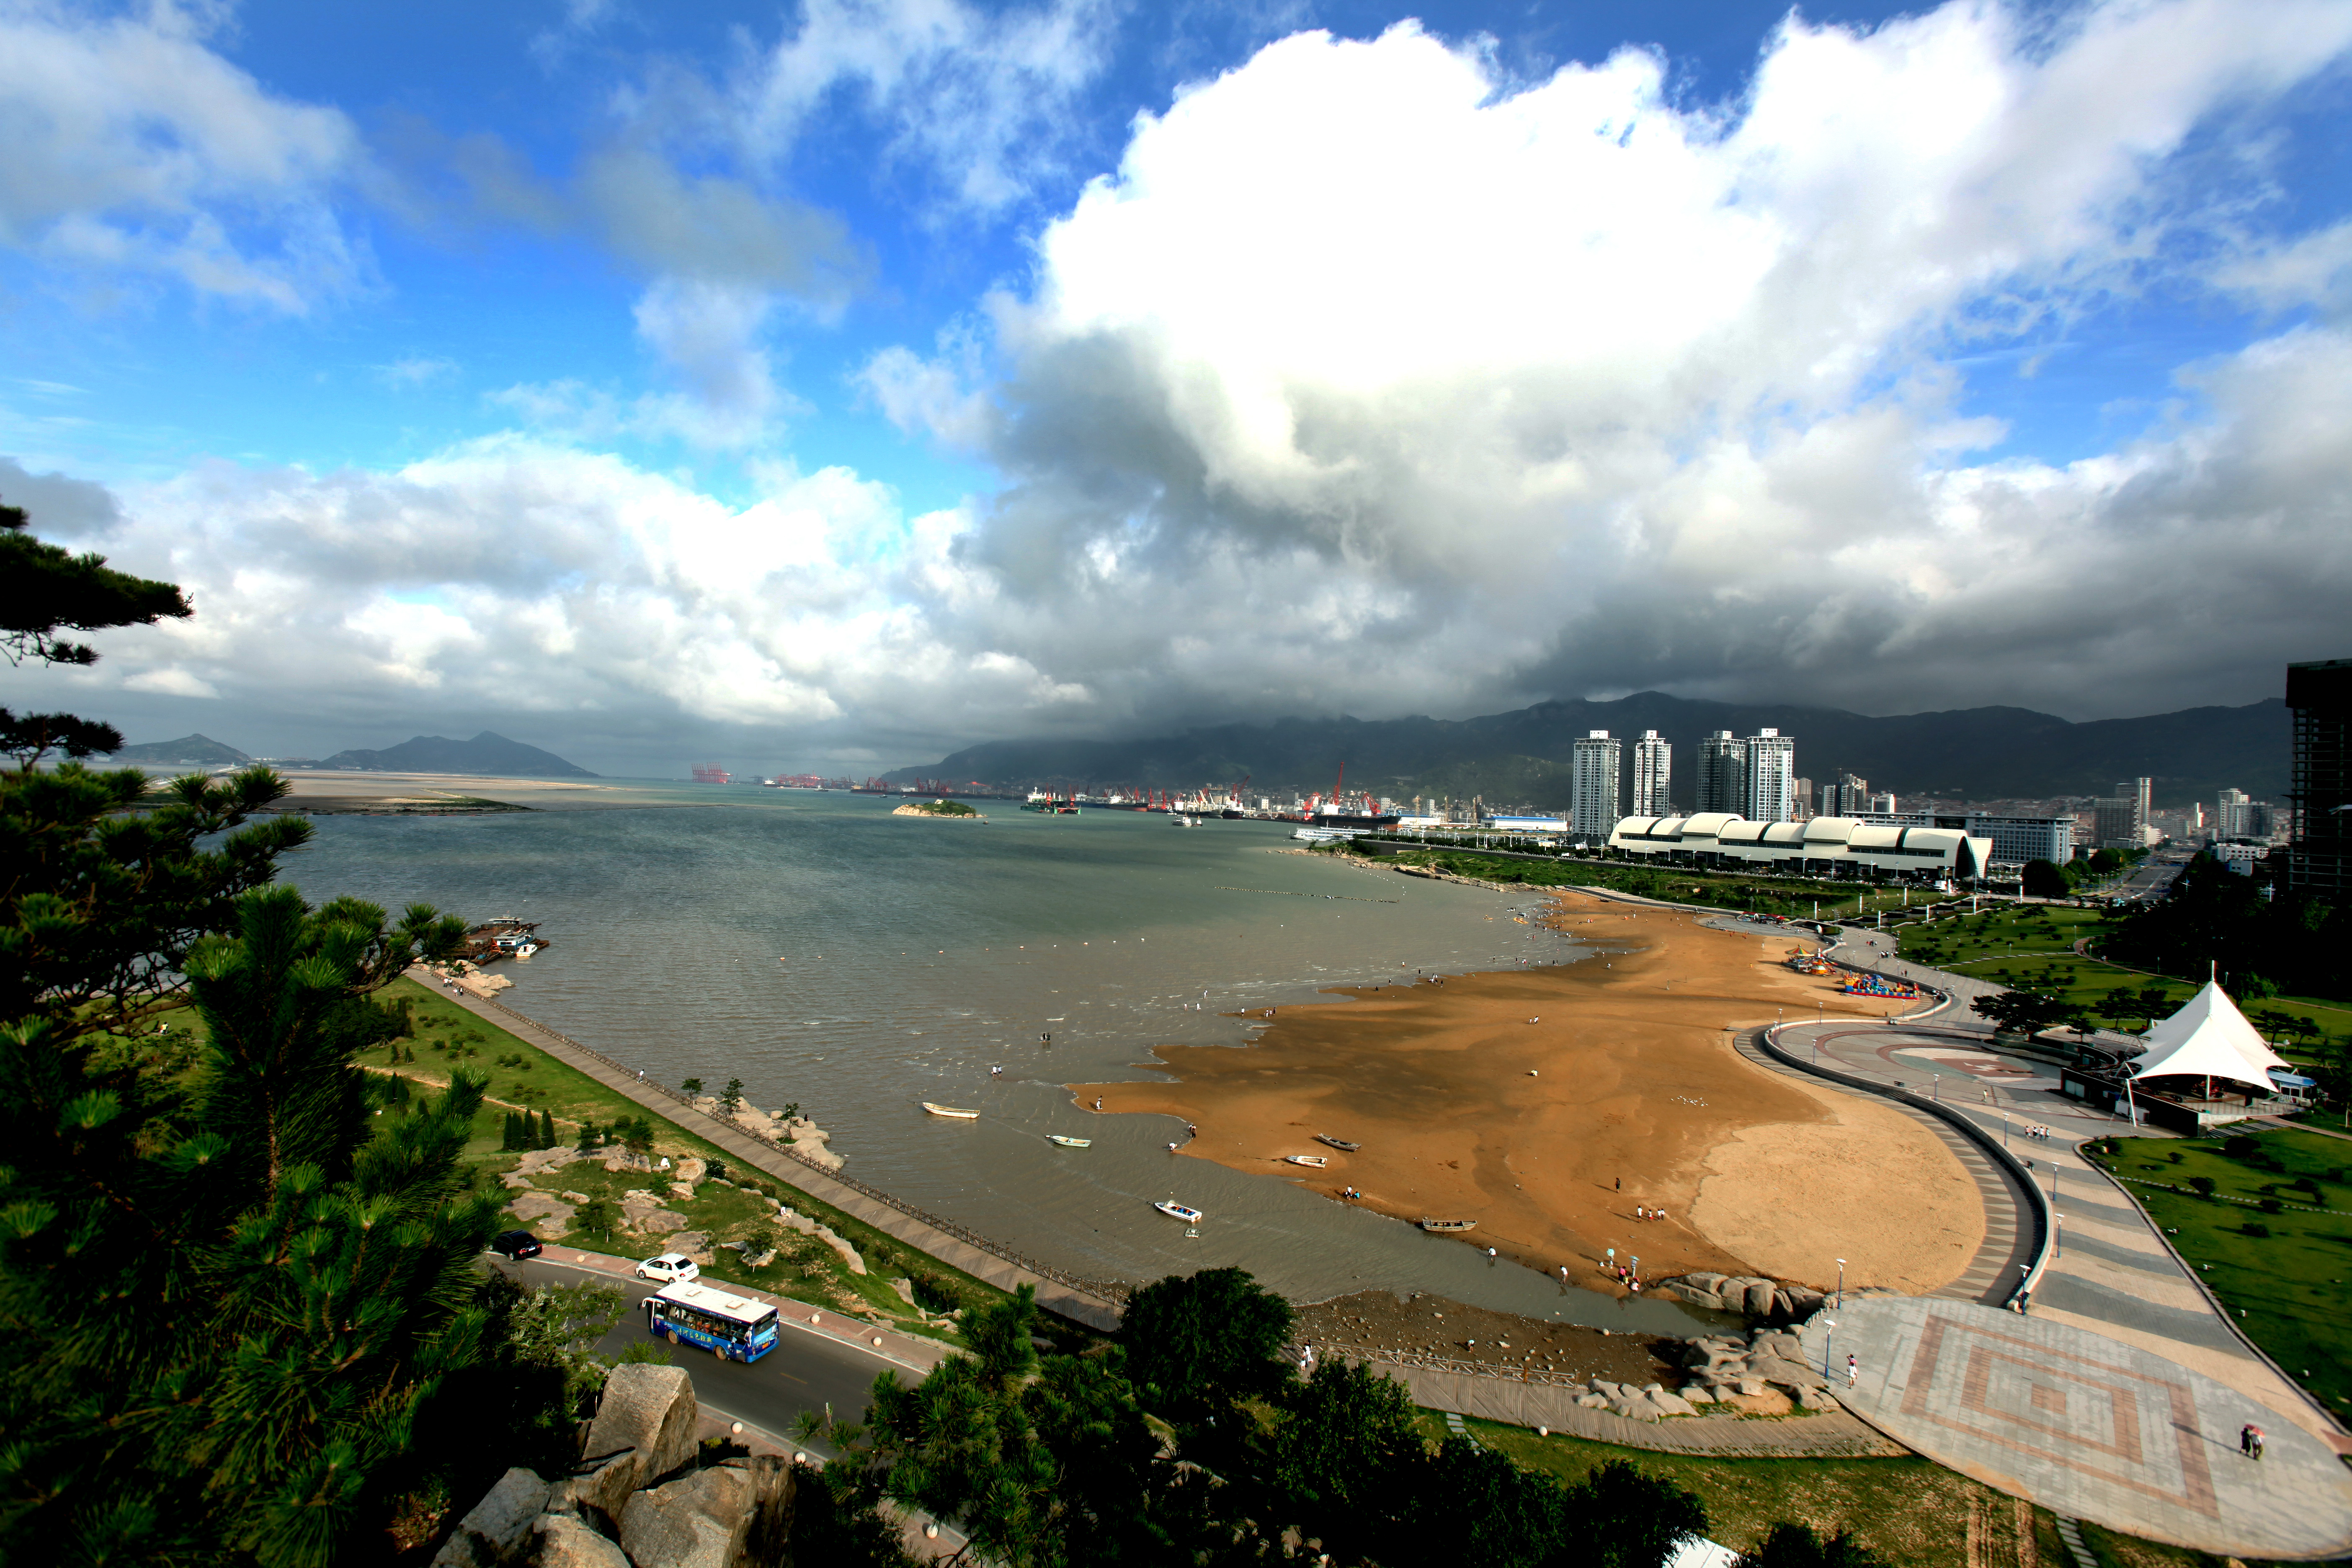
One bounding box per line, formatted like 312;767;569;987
5;0;2351;776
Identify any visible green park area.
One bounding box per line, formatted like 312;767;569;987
2084;1127;2352;1418
374;976;1005;1340
1358;843;1957;924
1430;1417;2218;1568
1896;906;2351;1069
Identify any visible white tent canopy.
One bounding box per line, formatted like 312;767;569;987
2129;982;2292;1088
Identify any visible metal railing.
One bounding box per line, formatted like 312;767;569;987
469;995;1130;1309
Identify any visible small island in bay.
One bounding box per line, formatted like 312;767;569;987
892;798;983;819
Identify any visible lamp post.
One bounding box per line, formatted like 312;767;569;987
1836;1258;1846;1308
2056;1213;2064;1259
1822;1317;1838;1378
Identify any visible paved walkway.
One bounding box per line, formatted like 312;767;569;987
1803;1298;2352;1560
421;972;1124;1331
1778;939;2351;1454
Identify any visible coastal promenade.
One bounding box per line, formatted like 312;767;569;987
418;970;1125;1331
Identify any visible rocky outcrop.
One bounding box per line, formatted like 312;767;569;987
1653;1271;1828;1323
431;1364;802;1567
769;1200;865;1276
432;1468;552;1565
1668;1325;1835;1406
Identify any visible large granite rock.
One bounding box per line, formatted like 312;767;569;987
431;1467;549;1566
618;1467;757;1568
582;1365;699;1495
529;1514;630;1568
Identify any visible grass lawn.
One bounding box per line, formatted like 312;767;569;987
2083;1129;2352;1419
1363;846;1962;924
1411;1414;2133;1568
373;976;1012;1341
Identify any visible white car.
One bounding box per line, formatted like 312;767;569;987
635;1252;700;1284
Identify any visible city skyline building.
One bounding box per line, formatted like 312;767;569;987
2287;658;2352;898
1630;730;1672;817
1570;729;1623;840
1744;728;1797;823
1696;731;1745;816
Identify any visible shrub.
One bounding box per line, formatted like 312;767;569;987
2259;1197;2283;1215
2188;1176;2217;1197
2243;1222;2270;1238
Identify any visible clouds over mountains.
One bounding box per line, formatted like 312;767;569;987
6;1;2352;768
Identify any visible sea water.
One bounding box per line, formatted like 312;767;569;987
285;786;1713;1328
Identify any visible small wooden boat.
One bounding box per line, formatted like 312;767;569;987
1418;1218;1477;1233
1047;1134;1091;1148
1155;1200;1205;1223
921;1101;980;1119
1284;1154;1329;1168
1315;1135;1361;1152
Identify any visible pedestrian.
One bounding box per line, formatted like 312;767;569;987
1615;1177;1621;1192
1094;1097;1103;1111
1847;1354;1857;1386
1634;1204;1645;1220
1487;1246;1497;1259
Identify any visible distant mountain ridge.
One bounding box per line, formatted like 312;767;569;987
888;693;2289;807
111;733;253;766
315;731;597;778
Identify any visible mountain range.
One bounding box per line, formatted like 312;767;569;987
111;730;596;779
887;693;2291;808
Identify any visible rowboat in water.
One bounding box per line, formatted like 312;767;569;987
1418;1218;1477;1233
1284;1154;1329;1168
1047;1134;1091;1148
1315;1135;1361;1152
1154;1200;1204;1224
921;1101;980;1119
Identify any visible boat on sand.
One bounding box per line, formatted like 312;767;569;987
1047;1134;1091;1148
1284;1154;1328;1168
1314;1135;1360;1152
921;1101;980;1119
1418;1217;1476;1233
1154;1200;1204;1223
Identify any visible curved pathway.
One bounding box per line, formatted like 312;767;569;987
1734;1023;2042;1309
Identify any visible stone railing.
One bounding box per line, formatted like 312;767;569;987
471;995;1131;1309
1299;1341;1594;1388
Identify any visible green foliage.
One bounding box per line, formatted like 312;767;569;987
1117;1265;1296;1415
2019;859;2072;899
720;1076;745;1115
1737;1522;1891;1568
2105;856;2351;1007
0;761;325;1037
2189;1176;2217;1195
1968;989;2082;1036
681;1076;704;1095
0;500;193;672
0;885;543;1564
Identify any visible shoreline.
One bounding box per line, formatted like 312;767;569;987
1072;889;1986;1298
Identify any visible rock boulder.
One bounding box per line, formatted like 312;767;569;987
582;1365;698;1496
430;1467;549;1566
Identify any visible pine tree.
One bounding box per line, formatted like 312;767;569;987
536;1109;556;1149
0;884;539;1565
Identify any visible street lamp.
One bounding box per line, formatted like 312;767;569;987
2056;1214;2064;1260
1822;1317;1839;1378
1836;1258;1846;1308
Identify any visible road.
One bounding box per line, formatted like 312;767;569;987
497;1256;915;1450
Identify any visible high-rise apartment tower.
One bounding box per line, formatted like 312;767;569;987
1630;730;1672;817
1744;729;1797;823
1571;730;1623;841
1696;731;1745;815
2288;658;2352;897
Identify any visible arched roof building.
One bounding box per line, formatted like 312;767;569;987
1607;812;1993;879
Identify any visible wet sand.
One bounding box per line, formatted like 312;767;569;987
1073;891;1983;1297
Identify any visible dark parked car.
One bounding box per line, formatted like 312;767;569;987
489;1230;543;1261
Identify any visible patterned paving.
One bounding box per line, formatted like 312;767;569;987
1807;1300;2352;1559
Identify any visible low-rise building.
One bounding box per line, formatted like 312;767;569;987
1607;812;1993;880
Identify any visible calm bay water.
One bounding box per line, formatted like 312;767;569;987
285;785;1711;1328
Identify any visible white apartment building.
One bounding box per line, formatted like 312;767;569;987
1630;730;1672;817
1744;729;1796;823
1570;730;1623;840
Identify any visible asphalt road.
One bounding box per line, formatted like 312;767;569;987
498;1257;914;1449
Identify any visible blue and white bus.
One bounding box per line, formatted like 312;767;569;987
643;1281;781;1363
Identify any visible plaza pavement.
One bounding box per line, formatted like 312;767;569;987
1800;1298;2352;1559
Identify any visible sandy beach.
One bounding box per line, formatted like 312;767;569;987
1073;890;1984;1298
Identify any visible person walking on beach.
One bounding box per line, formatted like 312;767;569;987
1847;1354;1858;1387
1094;1097;1103;1111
